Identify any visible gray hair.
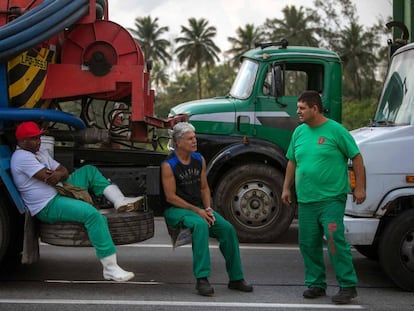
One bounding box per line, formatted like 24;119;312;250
168;122;195;150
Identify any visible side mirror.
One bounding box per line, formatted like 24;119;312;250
272;66;284;98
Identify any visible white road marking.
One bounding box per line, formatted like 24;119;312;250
0;299;364;309
45;280;163;285
120;244;301;250
40;242;356;252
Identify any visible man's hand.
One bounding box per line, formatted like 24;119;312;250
198;208;216;227
353;186;366;204
281;188;292;206
43;169;63;186
205;207;216;224
282;160;295;207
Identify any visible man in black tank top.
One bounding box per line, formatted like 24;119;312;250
161;122;253;296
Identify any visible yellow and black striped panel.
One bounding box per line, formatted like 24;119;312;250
7;47;56;108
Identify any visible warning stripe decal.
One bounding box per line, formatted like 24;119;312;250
8;48;55;108
8;49;40;84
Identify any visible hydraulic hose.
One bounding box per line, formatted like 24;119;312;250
0;7;88;62
0;0;87;51
0;108;86;129
0;0;89;62
0;0;73;40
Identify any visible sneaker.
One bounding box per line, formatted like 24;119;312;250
196;278;214;296
303;287;326;298
228;279;253;292
332;287;357;304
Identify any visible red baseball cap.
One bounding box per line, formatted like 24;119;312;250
15;121;47;140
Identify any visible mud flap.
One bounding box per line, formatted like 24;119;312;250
21;213;40;265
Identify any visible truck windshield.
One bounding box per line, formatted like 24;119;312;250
229;59;259;99
374;49;414;125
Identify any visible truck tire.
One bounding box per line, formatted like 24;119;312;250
378;209;414;291
40;209;154;247
214;163;295;242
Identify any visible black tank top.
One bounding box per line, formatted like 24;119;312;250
164;152;203;206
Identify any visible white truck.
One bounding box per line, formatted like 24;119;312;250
344;36;414;291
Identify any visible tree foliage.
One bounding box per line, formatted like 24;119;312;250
263;5;320;46
226;24;265;67
151;62;169;92
342;98;378;130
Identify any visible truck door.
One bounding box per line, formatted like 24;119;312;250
254;62;325;150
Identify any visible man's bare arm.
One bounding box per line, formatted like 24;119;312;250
352;153;366;204
281;160;296;205
33;164;69;186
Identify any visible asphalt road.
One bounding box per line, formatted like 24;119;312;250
0;217;413;311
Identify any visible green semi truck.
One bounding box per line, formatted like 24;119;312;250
169;40;343;242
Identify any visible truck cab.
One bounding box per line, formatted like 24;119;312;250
169;41;343;242
344;41;414;291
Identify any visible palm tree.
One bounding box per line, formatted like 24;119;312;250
128;16;171;65
175;17;221;99
151;62;169;92
336;22;379;100
226;23;265;67
264;5;320;47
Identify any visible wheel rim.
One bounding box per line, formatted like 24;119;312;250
230;180;279;229
401;229;414;272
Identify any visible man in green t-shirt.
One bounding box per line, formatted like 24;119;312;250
282;90;366;305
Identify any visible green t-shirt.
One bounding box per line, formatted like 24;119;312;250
286;119;360;203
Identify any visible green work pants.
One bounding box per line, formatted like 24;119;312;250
164;207;244;281
37;165;115;259
298;198;358;288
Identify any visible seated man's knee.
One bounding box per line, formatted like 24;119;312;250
191;217;209;233
221;220;237;236
77;164;99;175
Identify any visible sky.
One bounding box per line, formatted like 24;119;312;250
107;0;392;54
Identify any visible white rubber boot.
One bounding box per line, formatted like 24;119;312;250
103;185;144;212
100;254;134;282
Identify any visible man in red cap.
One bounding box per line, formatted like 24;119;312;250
11;121;142;282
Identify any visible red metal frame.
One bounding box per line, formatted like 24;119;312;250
1;0;187;142
0;1;42;26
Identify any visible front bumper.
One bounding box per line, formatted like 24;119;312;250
344;216;379;245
